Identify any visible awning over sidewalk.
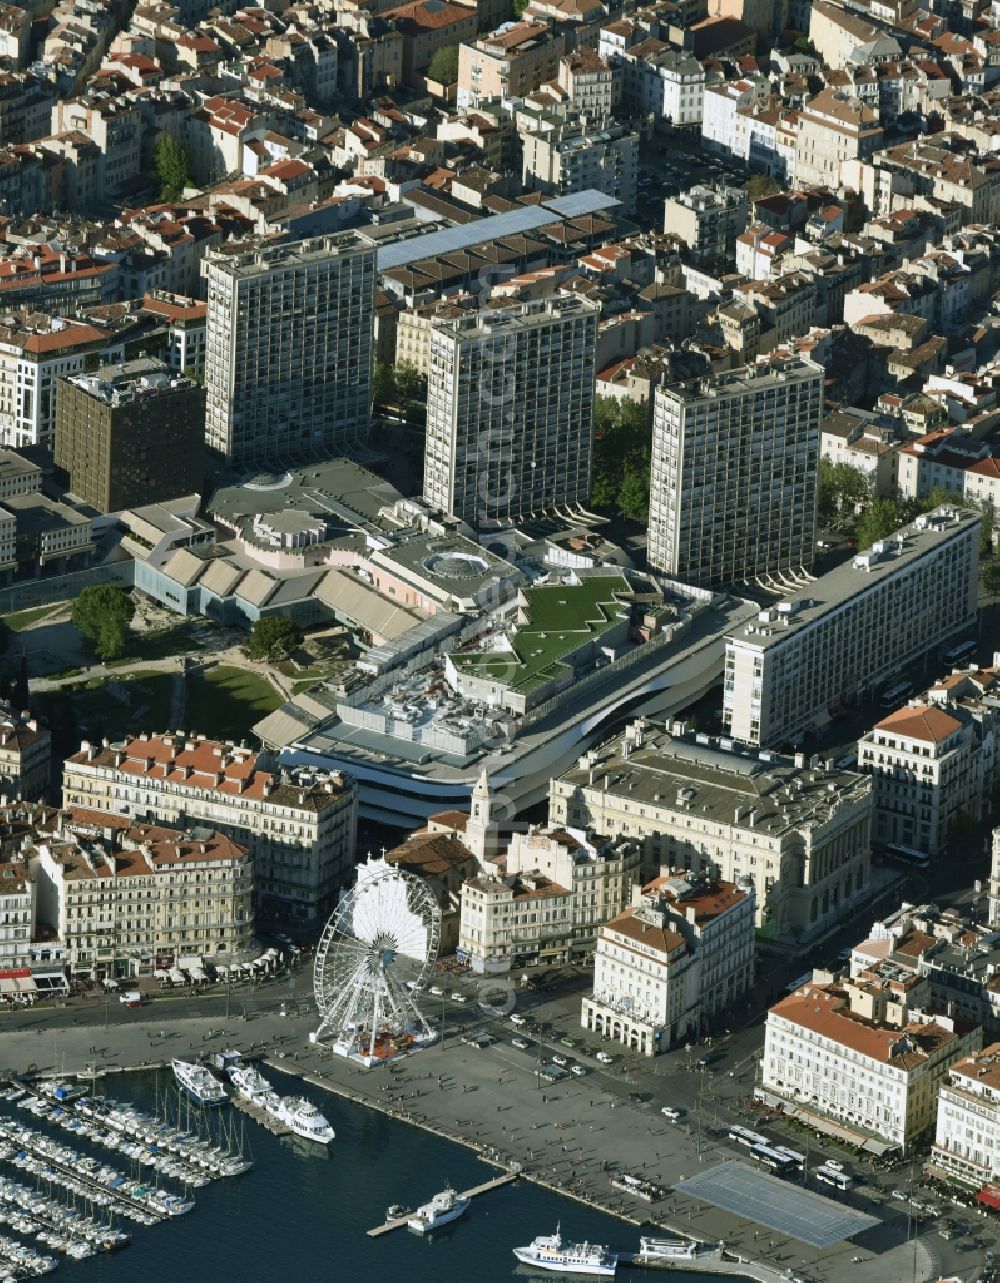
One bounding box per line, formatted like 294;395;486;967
978;1185;1000;1211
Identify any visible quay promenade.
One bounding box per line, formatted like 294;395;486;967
0;1003;951;1283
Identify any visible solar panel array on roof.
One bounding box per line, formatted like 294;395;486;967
674;1163;880;1248
374;190;619;271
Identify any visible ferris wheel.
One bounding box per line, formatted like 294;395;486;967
313;857;441;1063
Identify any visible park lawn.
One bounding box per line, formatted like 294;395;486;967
187;665;281;741
4;605;59;632
131;627;201;661
40;671;175;744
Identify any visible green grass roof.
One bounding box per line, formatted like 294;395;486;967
451;575;631;696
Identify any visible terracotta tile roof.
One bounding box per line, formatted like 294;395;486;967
772;983;961;1066
875;705;963;741
605;906;687;955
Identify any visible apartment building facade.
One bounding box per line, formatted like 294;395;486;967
761;974;981;1153
663;185;748;270
932;1044;1000;1187
521;117;639;213
723;507;981;747
859;668;1000;858
581;873;755;1054
34;813;253;977
61;732;358;922
423;296;599;528
55;359;205;513
204;234;376;466
550;722;873;943
648;358;822;588
457;824;643;971
0;316;110;451
457;22;567;109
0;704;51;801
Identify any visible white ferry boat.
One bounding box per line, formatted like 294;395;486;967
407;1187;471;1234
273;1096;335;1145
229;1067;334;1144
513;1225;618;1276
229;1065;276;1107
171;1060;227;1108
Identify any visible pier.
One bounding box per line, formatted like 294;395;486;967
230;1095;291;1136
367;1171;519;1236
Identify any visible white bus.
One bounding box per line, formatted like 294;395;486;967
773;1146;806;1170
728;1125;764;1148
884;844;930;871
942;639;976;668
879;680;913;709
750;1145;795;1175
816;1166;852;1191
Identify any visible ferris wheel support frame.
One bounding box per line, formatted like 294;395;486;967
312;860;442;1063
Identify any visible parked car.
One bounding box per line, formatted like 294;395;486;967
552;1054;568;1066
891;1190;908;1201
661;1106;682;1119
571;1065;588;1077
512;1037;530;1050
595;1051;614;1064
428;985;443;996
560;1036;577;1049
449;992;467;1003
510;1013;527;1026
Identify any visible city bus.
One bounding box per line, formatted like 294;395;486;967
879;680;913;709
884;844;930;871
815;1166;853;1191
773;1146;806;1170
942;639;977;668
750;1145;795;1175
729;1129;765;1149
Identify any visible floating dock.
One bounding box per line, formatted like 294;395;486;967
230;1095;291;1136
367;1171;518;1236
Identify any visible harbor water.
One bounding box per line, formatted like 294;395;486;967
9;1067;748;1283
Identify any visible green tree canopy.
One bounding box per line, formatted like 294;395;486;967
246;616;303;662
747;173;780;205
855;497;906;551
394;360;426;405
71;586;136;661
427;44;459;85
373;361;395;408
154;135;192;202
983;559;1000;599
817;459;873;531
590;397;651;521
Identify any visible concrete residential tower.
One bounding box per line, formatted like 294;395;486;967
648;357;823;587
423;296;599;528
204;234;376;466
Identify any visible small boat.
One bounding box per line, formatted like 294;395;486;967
171;1061;227;1108
513;1225;618;1276
386;1204;410;1221
407;1187;470;1234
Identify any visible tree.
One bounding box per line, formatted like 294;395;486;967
983;559;1000;600
71;585;135;661
590;397;651;520
246;616;303;662
394;360;426;405
427;44;459;85
154;135;192;202
747;174;780;205
817;459;872;531
854;497;904;551
618;459;650;522
373;361;395;408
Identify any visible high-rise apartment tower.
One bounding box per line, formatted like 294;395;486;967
648;357;822;587
423;296;599;528
204;234;375;465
